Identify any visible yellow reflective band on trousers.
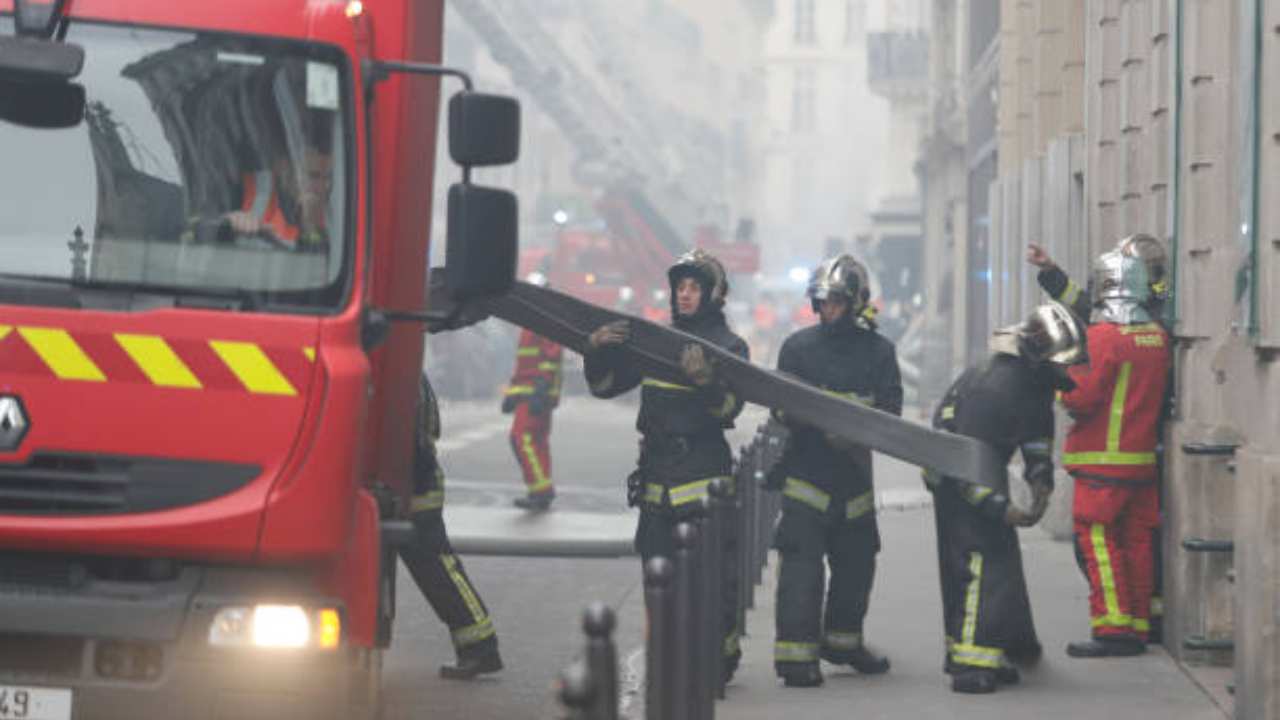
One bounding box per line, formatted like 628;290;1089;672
823;631;863;650
1132;618;1151;633
411;489;445;513
952;551;1004;668
1063;361;1157;466
846;490;875;520
1088;523;1133;631
783;477;830;513
643;378;694;392
452;617;495;648
521;433;553;492
774;641;818;663
442;553;488;627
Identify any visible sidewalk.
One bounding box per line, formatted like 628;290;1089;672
719;506;1228;719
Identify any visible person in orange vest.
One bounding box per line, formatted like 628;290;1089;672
223;142;332;249
1061;249;1170;658
501;273;564;511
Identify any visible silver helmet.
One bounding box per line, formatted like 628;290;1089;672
1018;302;1085;366
1116;233;1169;301
1092;249;1152;324
807;254;869;314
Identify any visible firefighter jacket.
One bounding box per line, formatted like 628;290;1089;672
503;329;563;412
584;308;748;510
411;375;446;516
929;353;1059;517
771;320;902;519
1061;322;1170;482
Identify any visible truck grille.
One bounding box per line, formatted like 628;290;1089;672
0;453;259;515
0;633;84;680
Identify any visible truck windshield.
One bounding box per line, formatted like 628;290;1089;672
0;19;353;312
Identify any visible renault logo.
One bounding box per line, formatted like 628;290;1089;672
0;396;29;451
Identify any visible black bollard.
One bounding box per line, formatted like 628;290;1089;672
559;659;595;720
644;557;675;720
709;477;733;703
671;521;700;720
697;504;717;717
583;603;619;720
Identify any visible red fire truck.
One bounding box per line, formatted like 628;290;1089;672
0;1;517;718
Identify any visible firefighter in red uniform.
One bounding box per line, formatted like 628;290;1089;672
1061;250;1170;657
1028;234;1172;642
502;273;564;511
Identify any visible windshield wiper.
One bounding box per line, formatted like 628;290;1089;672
0;273;263;311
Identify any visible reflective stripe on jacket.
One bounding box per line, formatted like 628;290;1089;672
503;329;563;406
1061;322;1169;480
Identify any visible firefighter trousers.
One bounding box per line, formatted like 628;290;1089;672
772;498;880;673
636;503;743;668
1072;478;1159;641
933;482;1039;672
509;403;554;496
399;510;498;661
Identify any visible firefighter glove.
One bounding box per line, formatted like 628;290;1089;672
625;469;645;507
680;343;715;386
588;320;630;350
501;395;518;414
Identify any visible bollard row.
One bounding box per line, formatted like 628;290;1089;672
561;420;788;720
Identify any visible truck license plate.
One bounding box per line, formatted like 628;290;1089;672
0;686;71;720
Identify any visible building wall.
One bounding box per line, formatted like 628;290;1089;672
936;0;1280;714
761;0;890;269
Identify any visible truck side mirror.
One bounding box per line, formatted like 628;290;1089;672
444;183;517;300
0;35;84;79
0;77;84;129
448;91;520;167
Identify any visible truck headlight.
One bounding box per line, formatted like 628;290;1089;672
209;604;341;650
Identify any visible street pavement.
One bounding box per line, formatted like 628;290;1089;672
380;394;1228;719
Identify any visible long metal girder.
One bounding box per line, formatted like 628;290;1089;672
431;280;1007;488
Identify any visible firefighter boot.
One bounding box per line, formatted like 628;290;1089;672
779;664;823;688
944;657;1020;685
512;491;555;511
951;669;998;694
439;649;504;680
1066;636;1145;658
821;645;890;675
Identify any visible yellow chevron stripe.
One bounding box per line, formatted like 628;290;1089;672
210;341;296;396
303;347;316;362
0;325;11;341
20;327;105;381
115;333;202;389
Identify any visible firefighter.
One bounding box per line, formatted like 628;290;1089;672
583;248;749;683
1062;251;1170;658
399;374;504;679
502;272;564;511
1026;234;1171;642
765;254;901;688
1026;234;1170;322
928;302;1084;694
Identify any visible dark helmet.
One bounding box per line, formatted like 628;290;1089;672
1018;302;1085;366
1116;233;1169;301
806;254;869;315
667;248;729;312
